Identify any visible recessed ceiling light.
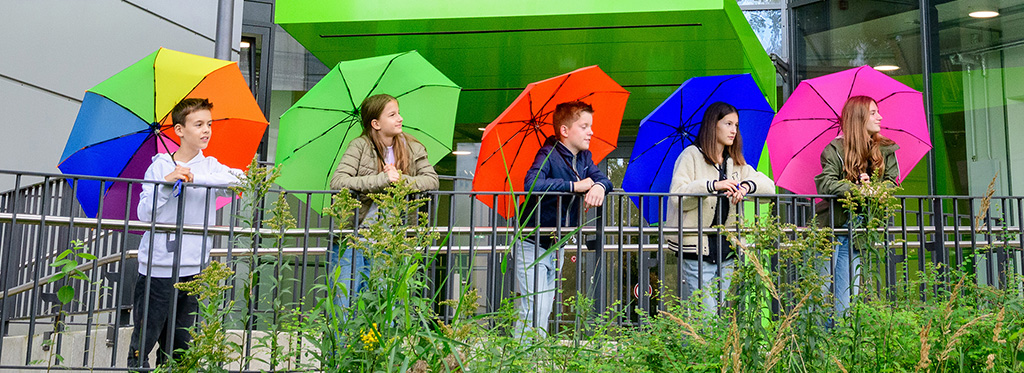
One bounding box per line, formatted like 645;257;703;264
240;41;251;48
874;65;900;71
969;10;999;18
452;151;472;155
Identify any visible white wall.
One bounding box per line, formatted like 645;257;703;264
0;0;243;191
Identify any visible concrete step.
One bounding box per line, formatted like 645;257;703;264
2;326;319;371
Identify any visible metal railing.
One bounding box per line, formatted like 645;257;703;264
0;168;1021;370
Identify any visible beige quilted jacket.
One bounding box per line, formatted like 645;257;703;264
330;135;438;223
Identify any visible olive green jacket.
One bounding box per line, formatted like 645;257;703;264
814;138;899;227
330;135;438;223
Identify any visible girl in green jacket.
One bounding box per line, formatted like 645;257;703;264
814;95;899;320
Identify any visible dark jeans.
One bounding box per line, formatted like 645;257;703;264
127;275;197;368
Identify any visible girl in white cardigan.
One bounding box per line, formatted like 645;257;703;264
666;102;774;314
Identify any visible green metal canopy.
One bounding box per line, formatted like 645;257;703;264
276;0;775;144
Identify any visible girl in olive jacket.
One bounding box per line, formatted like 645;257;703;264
327;93;439;309
814;95;899;319
666;102;775;314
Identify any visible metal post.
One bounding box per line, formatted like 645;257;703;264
214;0;234;60
920;0;937;195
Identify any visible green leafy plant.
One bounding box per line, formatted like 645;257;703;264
37;240;97;371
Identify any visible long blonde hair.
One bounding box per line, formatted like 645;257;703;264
359;94;421;173
839;96;895;182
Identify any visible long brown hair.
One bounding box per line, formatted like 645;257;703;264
359;94;421;173
695;101;745;166
839;95;895;182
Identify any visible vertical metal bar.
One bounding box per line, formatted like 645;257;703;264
553;193;563;333
932;198;947;283
676;195;685;303
999;197;1010;288
468;193;477;318
134;179;160;369
952;198;963;269
696;195;705;300
488;193;499;315
595;204;606;315
637;195;647;319
917;198;927;301
575;200;583;319
164;182;187;365
1017;197;1023;283
920;0;938;196
986;200;996;287
617;194;625;325
78;178;99;366
656;195;665;312
298;193;312;309
446;191;457;322
110;180;134;366
0;174;20;361
24;177;51;365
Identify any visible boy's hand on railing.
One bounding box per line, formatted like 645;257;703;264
584;185;605;210
574;177;595;192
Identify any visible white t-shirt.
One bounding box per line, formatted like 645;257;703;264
384;145;395;165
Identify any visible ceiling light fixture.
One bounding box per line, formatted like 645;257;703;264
969;10;999;18
240;41;251;48
873;64;900;72
452;151;472;155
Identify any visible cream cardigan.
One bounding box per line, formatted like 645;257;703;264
665;145;775;253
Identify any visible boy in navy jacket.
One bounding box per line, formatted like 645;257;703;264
516;101;613;337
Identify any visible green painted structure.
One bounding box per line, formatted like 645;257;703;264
276;0;776;146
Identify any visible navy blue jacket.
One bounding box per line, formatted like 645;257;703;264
521;136;613;234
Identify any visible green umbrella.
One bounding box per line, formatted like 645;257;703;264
276;50;460;211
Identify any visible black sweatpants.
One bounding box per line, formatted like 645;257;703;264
127;275;197;368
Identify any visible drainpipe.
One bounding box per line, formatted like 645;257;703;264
214;0;234;60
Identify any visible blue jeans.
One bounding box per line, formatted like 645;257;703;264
832;234;859;318
513;239;563;338
681;258;734;314
329;242;370;312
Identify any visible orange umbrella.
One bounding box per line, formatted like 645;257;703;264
472;66;629;219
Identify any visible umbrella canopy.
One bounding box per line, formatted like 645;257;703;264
58;47;267;220
621;74;774;225
472;65;629;219
275;50;461;212
766;65;931;195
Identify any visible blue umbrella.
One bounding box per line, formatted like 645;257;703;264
621;74;774;225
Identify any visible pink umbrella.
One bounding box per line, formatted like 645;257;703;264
766;65;931;195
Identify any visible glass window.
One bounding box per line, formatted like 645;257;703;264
933;0;1024;200
793;1;929;195
743;9;785;59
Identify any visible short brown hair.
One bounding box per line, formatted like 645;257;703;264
171;98;214;126
552;101;594;139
